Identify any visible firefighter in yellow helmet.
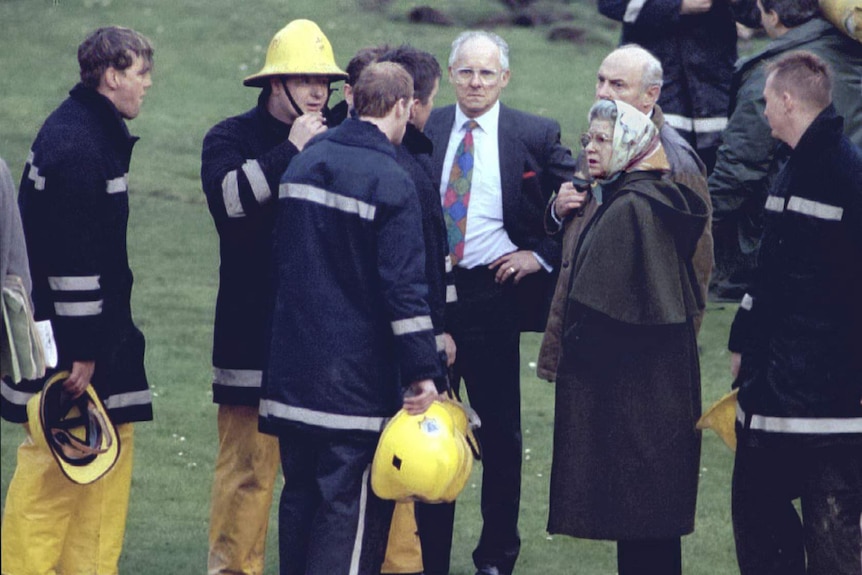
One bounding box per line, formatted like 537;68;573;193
200;19;346;575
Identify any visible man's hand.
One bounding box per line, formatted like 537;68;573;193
442;332;457;367
403;379;438;415
490;250;541;284
553;181;589;219
680;0;712;14
288;112;328;151
63;360;95;398
730;352;741;380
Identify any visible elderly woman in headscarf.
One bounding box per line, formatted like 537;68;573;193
547;99;708;575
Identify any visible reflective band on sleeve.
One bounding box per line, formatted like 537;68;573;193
737;404;862;434
222;170;244;218
740;293;754;311
280;183;377;221
0;380;35;407
54;300;102;317
48;275;100;292
259;399;386;432
664;115;728;134
213;367;263;388
765;196;785;213
103;389;153;410
27;151;45;191
106;175;128;194
241;159;272;206
444;255;453;273
623;0;647;23
435;334;447;352
787;197;844;221
446;285;457;303
391;316;433;336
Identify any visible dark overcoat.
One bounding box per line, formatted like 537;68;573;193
548;170;706;540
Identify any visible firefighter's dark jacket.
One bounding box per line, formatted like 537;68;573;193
260;118;442;434
729;105;862;446
3;84;152;425
201;91;300;406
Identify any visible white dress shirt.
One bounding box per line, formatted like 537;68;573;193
439;102;519;269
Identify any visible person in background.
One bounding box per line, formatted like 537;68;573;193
708;0;862;301
597;0;744;173
424;30;575;575
260;61;442;575
549;99;707;575
1;26;155;575
728;50;862;575
538;43;711;385
200;18;347;575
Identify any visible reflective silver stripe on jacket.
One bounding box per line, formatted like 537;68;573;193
54;301;102;317
106;175;128;194
737;403;862;434
103;389;153;410
0;380;35;407
765;196;785;213
242;159;272;206
664;114;728;134
26;151;46;191
740;293;754;311
444;255;453;273
213;367;263;388
435;334;447;352
623;0;647;23
222;169;244;217
279;183;377;221
787;197;844;221
348;465;372;575
391;316;433;336
260;399;386;432
446;285;457;303
48;275;100;291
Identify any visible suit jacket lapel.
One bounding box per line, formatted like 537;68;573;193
427;106;456;186
498;104;521;229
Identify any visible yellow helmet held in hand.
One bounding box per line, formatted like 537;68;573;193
372;402;473;503
243;19;348;87
696;388;739;451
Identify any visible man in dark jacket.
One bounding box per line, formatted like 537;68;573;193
728;51;862;575
1;26;154;575
709;0;862;301
200;19;347;575
261;62;442;575
597;0;742;173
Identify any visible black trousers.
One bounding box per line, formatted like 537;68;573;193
277;428;394;575
617;538;681;575
447;266;523;575
732;439;862;575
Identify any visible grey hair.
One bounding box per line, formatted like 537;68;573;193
616;44;663;90
448;30;510;71
588;99;618;123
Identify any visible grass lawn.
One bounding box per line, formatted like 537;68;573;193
2;0;749;573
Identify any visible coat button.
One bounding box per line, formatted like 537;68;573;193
562;261;570;268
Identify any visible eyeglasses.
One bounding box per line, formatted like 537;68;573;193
580;131;613;148
453;67;501;87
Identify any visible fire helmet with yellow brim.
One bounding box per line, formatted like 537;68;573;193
243;19;348;87
371;402;473;503
696;388;739;451
26;370;120;485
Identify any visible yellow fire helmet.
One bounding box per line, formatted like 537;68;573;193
26;370;120;485
243;19;348;87
372;402;473;503
696;388;739;452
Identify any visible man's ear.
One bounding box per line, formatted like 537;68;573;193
343;84;353;107
782;90;794;113
408;97;420;121
103;67;120;90
499;68;511;88
644;84;660;108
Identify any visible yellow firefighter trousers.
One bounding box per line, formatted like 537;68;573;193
381;502;423;574
208;404;280;575
1;423;134;575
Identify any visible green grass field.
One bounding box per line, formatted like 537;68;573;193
1;1;749;573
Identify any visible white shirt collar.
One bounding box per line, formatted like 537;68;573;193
454;100;500;139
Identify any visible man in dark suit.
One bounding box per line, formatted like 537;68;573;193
423;30;575;575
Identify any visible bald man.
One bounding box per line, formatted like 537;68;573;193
538;44;713;383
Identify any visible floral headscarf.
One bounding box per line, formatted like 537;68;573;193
591;99;669;181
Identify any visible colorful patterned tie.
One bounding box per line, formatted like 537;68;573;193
443;120;479;266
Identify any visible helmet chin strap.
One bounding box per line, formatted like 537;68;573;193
281;78;305;118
